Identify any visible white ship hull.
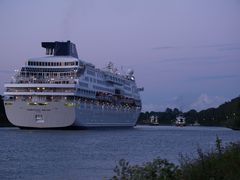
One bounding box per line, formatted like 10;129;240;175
4;100;140;129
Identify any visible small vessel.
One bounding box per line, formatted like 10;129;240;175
3;41;143;129
192;121;200;126
150;115;159;125
175;114;186;126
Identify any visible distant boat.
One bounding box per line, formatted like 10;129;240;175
175;114;186;127
150;115;159;125
192;121;200;126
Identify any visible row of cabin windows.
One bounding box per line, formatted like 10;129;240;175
28;61;78;66
97;79;106;86
79;82;88;88
93;85;115;93
20;72;75;77
77;89;95;96
108;75;125;84
87;70;125;85
96;73;104;78
124;86;131;91
124;92;132;97
87;69;105;79
85;77;97;83
85;76;97;83
87;70;96;76
84;76;110;86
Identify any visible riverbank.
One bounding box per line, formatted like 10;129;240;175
111;138;240;180
138;96;240;130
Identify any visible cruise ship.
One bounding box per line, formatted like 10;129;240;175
3;41;143;129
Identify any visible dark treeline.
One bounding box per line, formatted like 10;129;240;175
138;107;182;125
0;96;13;127
138;96;240;129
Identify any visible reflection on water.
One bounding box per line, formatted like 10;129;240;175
0;126;239;180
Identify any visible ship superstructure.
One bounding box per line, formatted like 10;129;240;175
3;41;143;128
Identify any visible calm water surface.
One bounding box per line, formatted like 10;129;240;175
0;126;239;180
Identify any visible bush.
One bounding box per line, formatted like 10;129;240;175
180;137;240;180
111;138;240;180
111;158;180;180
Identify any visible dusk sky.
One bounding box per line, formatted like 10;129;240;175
0;0;240;111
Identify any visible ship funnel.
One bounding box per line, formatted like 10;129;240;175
41;41;79;58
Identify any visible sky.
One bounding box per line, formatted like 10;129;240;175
0;0;240;112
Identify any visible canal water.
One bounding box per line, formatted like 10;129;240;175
0;126;239;180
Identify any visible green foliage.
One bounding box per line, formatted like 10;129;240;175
111;138;240;180
111;158;180;180
0;96;13;127
138;108;182;125
138;96;240;129
197;97;240;128
179;138;240;180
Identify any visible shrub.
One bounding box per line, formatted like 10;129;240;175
177;137;240;180
111;158;180;180
111;138;240;180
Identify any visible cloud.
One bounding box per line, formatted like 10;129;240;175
142;94;229;112
152;46;177;50
218;47;240;51
193;43;240;51
190;94;227;111
190;74;240;81
153;43;240;52
194;43;232;48
153;55;226;64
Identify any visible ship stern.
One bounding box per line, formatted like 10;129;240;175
4;100;75;129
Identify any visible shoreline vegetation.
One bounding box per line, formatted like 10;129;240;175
0;96;13;127
0;96;239;129
138;96;240;130
111;137;240;180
